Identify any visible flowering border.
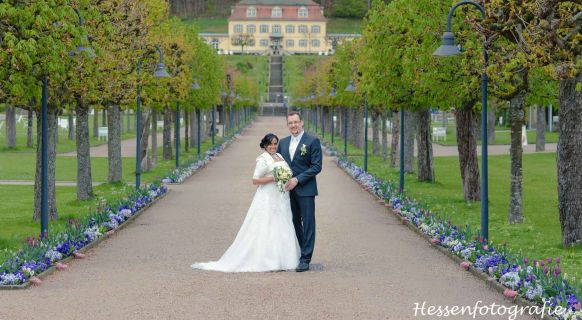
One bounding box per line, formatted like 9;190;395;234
0;183;168;289
322;142;582;320
162;123;253;184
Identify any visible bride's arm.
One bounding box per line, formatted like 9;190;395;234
252;176;275;185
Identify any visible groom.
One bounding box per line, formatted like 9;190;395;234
278;111;322;272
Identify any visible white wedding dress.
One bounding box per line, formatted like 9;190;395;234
191;152;300;272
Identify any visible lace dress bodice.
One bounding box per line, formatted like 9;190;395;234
253;152;290;181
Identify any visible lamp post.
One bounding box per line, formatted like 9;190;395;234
329;85;337;145
399;109;405;193
344;81;356;156
136;45;170;190
221;89;226;141
190;76;201;159
434;0;488;241
175;101;180;168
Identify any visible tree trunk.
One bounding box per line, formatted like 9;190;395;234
150;108;158;168
372;109;380;156
336;107;342;138
455;101;480;201
107;104;122;183
140;108;151;172
163;105;173;160
404;111;415;173
68;112;75;140
102;109;107;126
557;71;582;246
184;110;189;152
416;109;435;182
508;94;525;224
75;100;93;200
381;110;388;161
536;106;546;151
6;106;16;148
27;108;33;148
487;104;495;144
93;108;99;138
34;107;58;221
349;107;364;148
390;109;399;168
126;109;131;133
192;109;200;147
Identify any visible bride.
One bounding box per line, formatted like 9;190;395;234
191;133;300;272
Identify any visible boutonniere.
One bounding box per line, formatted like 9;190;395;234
300;144;308;156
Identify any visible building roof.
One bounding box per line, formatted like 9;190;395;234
237;0;319;5
229;2;326;21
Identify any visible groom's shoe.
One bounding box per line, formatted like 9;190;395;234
296;262;309;272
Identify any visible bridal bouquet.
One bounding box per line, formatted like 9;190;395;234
273;166;293;193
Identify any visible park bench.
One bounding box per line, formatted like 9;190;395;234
433;126;446;142
98;127;108;141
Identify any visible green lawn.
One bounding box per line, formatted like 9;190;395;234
222;55;270;102
433;124;559;146
0;114;137;154
185;18;228;33
283;55;324;98
325;135;582;278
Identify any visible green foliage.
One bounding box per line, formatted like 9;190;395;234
328;0;368;19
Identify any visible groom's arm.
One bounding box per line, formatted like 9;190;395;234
295;138;322;185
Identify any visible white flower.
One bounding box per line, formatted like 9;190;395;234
500;271;521;290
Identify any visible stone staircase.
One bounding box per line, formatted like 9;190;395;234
262;55;287;116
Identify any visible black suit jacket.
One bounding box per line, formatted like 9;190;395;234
277;132;322;197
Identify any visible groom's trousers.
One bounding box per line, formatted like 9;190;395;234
289;192;316;264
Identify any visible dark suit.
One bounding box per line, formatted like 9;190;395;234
278;132;322;264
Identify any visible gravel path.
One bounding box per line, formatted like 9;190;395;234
1;117;534;320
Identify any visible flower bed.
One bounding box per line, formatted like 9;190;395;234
322;142;582;320
161;123;252;184
0;183;168;288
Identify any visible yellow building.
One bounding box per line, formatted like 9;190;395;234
200;0;359;55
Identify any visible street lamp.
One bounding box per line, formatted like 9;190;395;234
344;79;368;172
191;76;202;160
329;85;337;145
136;45;170;190
343;80;355;157
40;8;95;239
434;0;489;241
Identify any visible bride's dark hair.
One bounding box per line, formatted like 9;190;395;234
260;133;279;149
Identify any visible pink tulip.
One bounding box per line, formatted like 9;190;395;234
55;263;68;271
106;230;114;237
503;289;518;299
460;261;472;270
556;257;561;264
482;245;489;251
574;303;581;310
29;277;42;285
547;257;553;264
430;239;440;245
523;257;529;264
73;252;86;259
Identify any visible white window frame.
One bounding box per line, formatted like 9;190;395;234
298;7;308;17
272;6;282;17
260;24;269;33
311;39;320;47
260;39;269;47
286;39;294;47
234;24;243;33
311;25;320;33
298;25;308;33
272;24;281;34
299;39;307;47
246;7;256;17
247;24;256;33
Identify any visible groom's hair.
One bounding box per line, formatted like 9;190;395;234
287;111;302;121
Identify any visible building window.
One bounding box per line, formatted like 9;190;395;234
211;39;219;50
272;24;281;34
286;39;294;47
299;39;307;47
298;7;308;17
247;24;256;33
298;25;308;33
234;24;243;33
246;7;256;17
311;25;320;33
286;25;295;33
311;39;320;47
260;24;269;33
272;6;282;17
260;39;269;47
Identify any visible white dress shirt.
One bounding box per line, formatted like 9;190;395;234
289;130;304;162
